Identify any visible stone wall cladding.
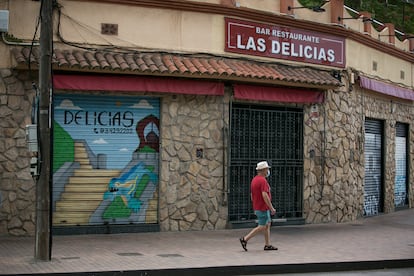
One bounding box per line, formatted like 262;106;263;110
159;93;229;231
304;75;414;224
362;90;414;213
303;81;365;224
0;69;36;236
1;68;413;236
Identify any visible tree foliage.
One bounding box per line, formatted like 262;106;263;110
299;0;414;35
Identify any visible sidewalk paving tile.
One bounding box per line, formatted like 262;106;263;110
0;209;413;275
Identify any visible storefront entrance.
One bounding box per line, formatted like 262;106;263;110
52;94;160;233
395;122;409;209
364;119;384;216
228;103;304;224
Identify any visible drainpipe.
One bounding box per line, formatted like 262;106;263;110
222;125;228;206
223;93;233;206
320;94;326;200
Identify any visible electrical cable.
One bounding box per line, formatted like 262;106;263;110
53;2;339;77
56;6;135;52
27;1;43;179
28;0;42;76
59;11;121;47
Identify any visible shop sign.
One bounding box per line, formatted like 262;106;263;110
225;18;345;68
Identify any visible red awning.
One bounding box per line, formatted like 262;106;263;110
53;75;224;95
359;76;414;101
234;84;324;103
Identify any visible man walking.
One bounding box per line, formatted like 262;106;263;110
239;161;278;251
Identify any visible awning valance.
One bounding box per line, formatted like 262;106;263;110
359;76;414;101
234;84;324;103
53;75;224;95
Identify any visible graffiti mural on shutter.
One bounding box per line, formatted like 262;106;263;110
363;119;383;216
52;94;160;226
395;123;408;208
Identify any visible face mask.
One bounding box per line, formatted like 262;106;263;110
266;170;271;177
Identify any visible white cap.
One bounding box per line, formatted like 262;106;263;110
256;161;271;170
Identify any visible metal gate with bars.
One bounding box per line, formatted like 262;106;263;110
229;104;303;222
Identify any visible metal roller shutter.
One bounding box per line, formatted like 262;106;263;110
52;94;160;228
364;119;383;216
395;122;408;208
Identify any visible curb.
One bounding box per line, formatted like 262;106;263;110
12;259;414;276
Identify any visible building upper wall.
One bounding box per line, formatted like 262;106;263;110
5;0;39;39
347;40;413;85
57;1;224;53
0;0;413;88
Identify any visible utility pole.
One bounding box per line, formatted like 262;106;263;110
35;0;53;261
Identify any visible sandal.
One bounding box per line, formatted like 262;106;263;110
239;237;248;251
264;245;278;251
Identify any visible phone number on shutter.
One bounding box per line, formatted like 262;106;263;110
94;128;134;134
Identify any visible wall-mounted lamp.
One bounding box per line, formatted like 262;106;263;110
288;5;326;12
331;71;341;82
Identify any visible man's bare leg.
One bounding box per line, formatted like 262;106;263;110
244;225;266;242
264;223;270;245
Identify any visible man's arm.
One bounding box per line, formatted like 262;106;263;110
262;191;276;215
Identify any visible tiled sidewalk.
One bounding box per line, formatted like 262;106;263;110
0;209;413;276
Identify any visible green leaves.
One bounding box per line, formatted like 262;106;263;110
299;0;414;35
